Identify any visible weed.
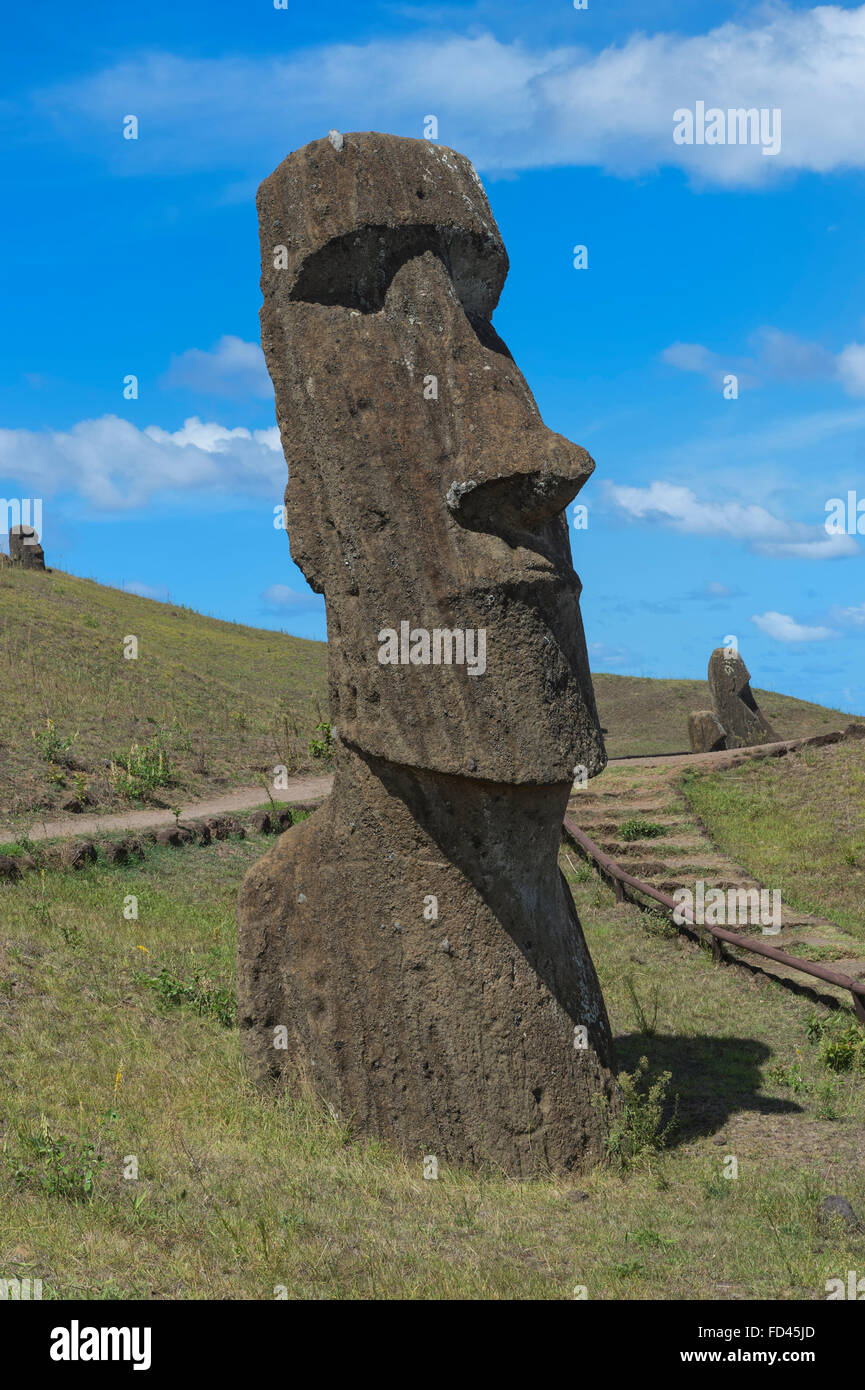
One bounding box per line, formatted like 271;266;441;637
814;1077;842;1121
309;721;334;762
110;737;172;800
628;1228;676;1250
10;1114;105;1202
134;963;235;1028
768;1061;810;1094
31;719;78;766
594;1056;675;1173
804;1011;865;1073
618;817;666;842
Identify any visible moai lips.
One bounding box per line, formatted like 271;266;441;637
238;133;618;1177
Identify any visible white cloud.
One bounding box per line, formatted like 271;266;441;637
588;640;629;667
261;584;322;610
606;479;859;559
0;415;284;511
29;5;865;188
160;336;271;399
831;602;865;626
121;580;170;600
752;611;837;642
836;342;865;396
661;328;839;394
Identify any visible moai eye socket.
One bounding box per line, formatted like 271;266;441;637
288;224;506;321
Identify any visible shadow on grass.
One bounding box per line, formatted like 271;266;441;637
615;1031;801;1147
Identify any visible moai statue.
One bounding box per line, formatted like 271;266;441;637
688;710;726;753
708;646;777;748
9;525;45;571
238;132;619;1176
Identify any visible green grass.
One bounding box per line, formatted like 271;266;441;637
1;836;863;1299
618;817;667;842
680;740;865;941
0;566;328;833
592;673;852;760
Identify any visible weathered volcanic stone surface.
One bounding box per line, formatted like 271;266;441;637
708;647;777;748
238;131;618;1176
9;525;45;571
688;709;727;753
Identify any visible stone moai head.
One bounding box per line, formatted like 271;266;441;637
708;645;777;746
257;132;604;784
9;525;45;571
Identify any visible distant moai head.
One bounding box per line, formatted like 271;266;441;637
9;525;45;571
708;646;777;747
257;131;604;784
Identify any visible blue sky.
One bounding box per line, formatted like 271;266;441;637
2;0;865;710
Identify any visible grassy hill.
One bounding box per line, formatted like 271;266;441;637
0;565;854;832
1;829;863;1298
0;566;328;832
2;568;864;1301
592;673;852;759
682;737;865;941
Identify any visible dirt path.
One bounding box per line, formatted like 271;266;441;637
607;732;843;771
21;734;836;843
26;774;333;842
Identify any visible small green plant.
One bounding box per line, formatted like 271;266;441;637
820;1023;865;1073
31;718;78;766
700;1170;733;1201
71;772;89;803
641;909;678;941
805;1011;824;1043
110;736;172;800
11;1114;104;1201
804;1011;865;1073
607;1258;644;1277
14;833;41;862
627;1228;676;1250
768;1060;810;1094
618;817;666;842
814;1076;842;1120
308;721;334;761
134;964;235;1028
594;1056;675;1173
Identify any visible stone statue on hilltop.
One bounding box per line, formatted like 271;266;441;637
707;645;777;747
237;131;619;1176
688;645;778;751
7;525;45;571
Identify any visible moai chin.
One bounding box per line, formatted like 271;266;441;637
238;132;619;1176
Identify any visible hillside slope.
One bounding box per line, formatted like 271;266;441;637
682;737;865;942
592;673;851;759
0;566;328;830
0;566;854;830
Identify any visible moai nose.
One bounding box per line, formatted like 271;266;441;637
446;433;595;532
